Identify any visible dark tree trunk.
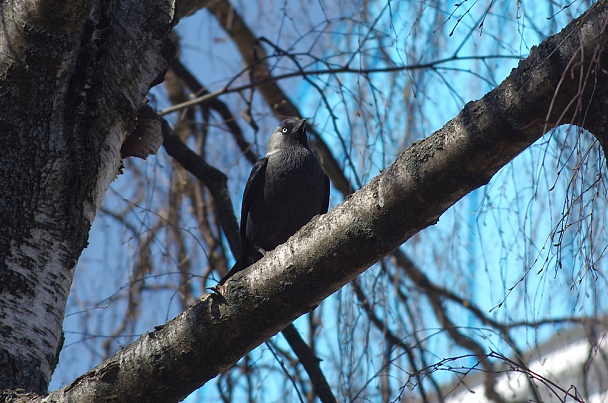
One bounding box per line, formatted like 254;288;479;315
0;0;175;394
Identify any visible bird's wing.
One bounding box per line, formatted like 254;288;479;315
217;158;267;286
321;173;330;214
240;157;268;252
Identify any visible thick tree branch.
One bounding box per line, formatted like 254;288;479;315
42;3;608;402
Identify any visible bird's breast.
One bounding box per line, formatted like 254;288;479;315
264;150;322;195
246;148;326;249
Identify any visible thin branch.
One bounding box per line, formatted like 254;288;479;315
281;324;337;403
168;57;258;165
159;54;522;117
350;279;429;401
157;105;241;264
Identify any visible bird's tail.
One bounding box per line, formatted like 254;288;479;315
217;256;247;285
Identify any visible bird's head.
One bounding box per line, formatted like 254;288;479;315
266;119;310;155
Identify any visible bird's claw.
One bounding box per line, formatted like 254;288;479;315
207;285;222;295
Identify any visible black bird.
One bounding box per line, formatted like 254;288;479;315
218;119;330;285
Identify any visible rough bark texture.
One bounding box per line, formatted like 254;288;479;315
0;0;175;395
40;2;608;402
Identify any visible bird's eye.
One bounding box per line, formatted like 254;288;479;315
282;127;288;133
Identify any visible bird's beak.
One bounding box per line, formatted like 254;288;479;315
295;119;307;134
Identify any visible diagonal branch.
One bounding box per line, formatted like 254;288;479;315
281;323;337;403
43;3;608;401
159;107;242;262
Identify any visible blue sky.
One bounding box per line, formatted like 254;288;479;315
50;1;607;400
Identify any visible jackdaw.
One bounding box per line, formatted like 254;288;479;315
218;119;330;285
